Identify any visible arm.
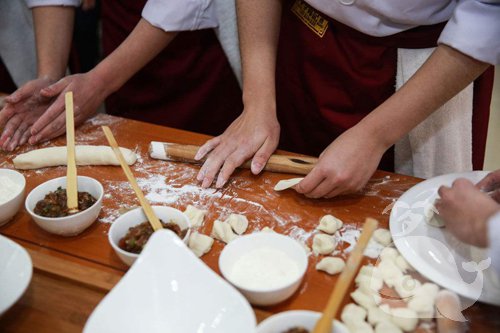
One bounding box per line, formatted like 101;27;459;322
27;18;177;144
195;0;282;188
295;44;489;198
0;5;75;151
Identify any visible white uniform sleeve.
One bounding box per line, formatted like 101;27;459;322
488;211;500;275
438;0;500;65
25;0;81;8
142;0;218;32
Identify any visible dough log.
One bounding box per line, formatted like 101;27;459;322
13;145;137;170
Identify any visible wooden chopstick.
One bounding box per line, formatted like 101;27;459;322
312;218;379;333
101;126;163;231
65;92;78;213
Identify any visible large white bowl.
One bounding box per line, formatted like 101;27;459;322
257;310;349;333
85;229;256;333
219;232;308;306
25;176;103;236
0;168;26;226
0;235;33;316
108;206;191;266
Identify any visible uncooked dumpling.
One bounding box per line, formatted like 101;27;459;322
351;287;381;309
225;213;248;235
378;259;404;288
380;247;399;262
316;257;345;275
355;265;383;293
13;145;137;169
318;214;343;234
424;202;445;227
184;205;207;228
375;321;403;333
373;228;392;246
394;275;421;300
391;308;418;332
312;233;336;255
273;177;304;191
211;220;238;243
341;303;367;323
188;232;214;257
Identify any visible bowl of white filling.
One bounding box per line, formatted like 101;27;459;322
219;232;308;306
0;169;26;226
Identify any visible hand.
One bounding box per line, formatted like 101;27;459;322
0;77;56;151
436;179;500;248
195;107;280;188
476;170;500;202
29;71;108;145
295;125;387;198
81;0;96;11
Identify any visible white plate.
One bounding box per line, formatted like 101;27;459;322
0;235;33;315
84;229;256;333
390;171;500;306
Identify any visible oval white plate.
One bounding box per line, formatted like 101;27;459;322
390;171;500;306
0;235;33;315
84;229;256;333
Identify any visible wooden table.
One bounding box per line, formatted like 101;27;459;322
0;114;499;332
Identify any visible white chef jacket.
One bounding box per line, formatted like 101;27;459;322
489;211;500;275
25;0;80;7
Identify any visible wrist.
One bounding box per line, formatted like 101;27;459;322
90;64;121;96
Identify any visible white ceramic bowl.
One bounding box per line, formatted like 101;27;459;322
0;234;33;316
108;206;191;266
257;310;349;333
85;229;256;333
25;176;103;236
219;232;308;306
0;169;26;226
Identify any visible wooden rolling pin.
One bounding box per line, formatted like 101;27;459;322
149;141;318;175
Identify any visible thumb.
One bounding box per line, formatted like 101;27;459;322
4;83;35;104
40;78;68;98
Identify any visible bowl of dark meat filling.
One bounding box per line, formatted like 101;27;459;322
256;310;349;333
108;206;191;266
25;176;103;236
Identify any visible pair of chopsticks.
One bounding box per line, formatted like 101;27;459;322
312;218;378;333
64;93;161;232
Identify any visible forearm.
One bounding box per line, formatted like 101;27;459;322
32;6;75;80
236;0;282;110
91;18;177;96
358;44;489;149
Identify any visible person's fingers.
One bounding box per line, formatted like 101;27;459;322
40;78;68;98
198;148;230;188
304;177;338;198
6;122;29;151
251;137;276;174
324;186;345;199
30;111;66;144
1;136;11;152
30;93;65;137
19;128;31;147
195;137;221;161
437;185;451;200
295;165;327;194
215;149;251;188
0;114;22;148
4;84;33;104
490;190;500;203
477;171;500;192
0;104;16;128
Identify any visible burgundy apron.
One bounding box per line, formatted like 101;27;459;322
276;0;493;171
0;57;17;93
101;1;243;136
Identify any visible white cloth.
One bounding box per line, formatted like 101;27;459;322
142;0;241;86
25;0;80;7
394;48;473;178
305;0;500;65
488;211;500;275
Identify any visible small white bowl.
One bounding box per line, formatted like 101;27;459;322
219;232;308;306
108;206;191;266
257;310;349;333
25;176;103;236
0;169;26;226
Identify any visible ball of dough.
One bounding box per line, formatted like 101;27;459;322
378;259;404;288
395;255;413;273
312;233;337;255
351;288;381;310
373;228;392;247
316;257;345;275
379;247;399;263
188;232;214;257
375;321;403;333
184;205;207;228
211;220;238;243
260;227;275;233
391;308;418;332
317;214;343;234
368;304;392;326
225;213;248;235
341;303;367;323
424;203;445;227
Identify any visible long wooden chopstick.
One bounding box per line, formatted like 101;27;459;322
312;218;379;333
65;92;78;213
102;126;163;231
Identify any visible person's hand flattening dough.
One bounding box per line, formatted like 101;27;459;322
195;107;280;188
476;170;500;202
435;178;500;248
28;72;107;145
295;125;387;198
0;77;56;151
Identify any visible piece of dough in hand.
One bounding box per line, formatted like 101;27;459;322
274;177;304;191
13;145;137;169
424;202;445;227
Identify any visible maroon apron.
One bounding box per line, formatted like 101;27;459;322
101;1;243;136
0;57;17;93
276;0;493;171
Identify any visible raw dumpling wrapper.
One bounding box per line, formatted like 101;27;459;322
211;220;238;243
274;177;304;191
226;213;248;235
188;232;214;257
184;205;207;228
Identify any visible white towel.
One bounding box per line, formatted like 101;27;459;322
394;48;473;179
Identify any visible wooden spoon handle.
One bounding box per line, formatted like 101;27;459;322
65;92;78;212
149;142;318;175
312;218;379;333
